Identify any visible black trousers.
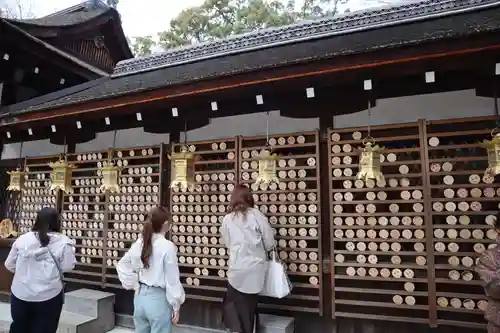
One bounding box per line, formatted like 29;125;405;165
9;292;64;333
223;284;259;333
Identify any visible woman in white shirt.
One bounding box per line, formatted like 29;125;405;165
5;207;76;333
117;206;185;333
221;185;275;333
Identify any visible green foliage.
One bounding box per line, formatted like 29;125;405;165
131;36;156;57
130;0;352;56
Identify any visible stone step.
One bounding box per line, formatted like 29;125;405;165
64;289;115;319
259;314;295;333
63;289;115;333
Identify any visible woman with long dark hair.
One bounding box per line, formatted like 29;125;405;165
117;206;185;333
221;185;275;333
4;207;76;333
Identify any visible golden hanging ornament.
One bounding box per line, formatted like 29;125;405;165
0;219;17;239
169;145;197;190
254;148;280;186
7;167;25;192
7;143;25;192
49;156;76;194
480;129;500;177
100;152;121;193
356;136;385;182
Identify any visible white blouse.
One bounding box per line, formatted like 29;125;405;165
5;232;76;302
116;234;185;311
221;208;275;294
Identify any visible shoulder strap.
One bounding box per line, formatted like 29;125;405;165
37;234;64;282
47;249;64;282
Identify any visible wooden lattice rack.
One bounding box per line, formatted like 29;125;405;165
19;155;60;235
2;115;498;328
59;145;164;288
104;145;164;288
328;122;431;324
239;131;323;314
169;138;239;302
426;116;495;330
60;150;110;286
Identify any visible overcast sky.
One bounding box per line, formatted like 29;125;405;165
0;0;393;38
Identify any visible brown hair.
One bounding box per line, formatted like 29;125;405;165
228;184;255;215
141;206;170;268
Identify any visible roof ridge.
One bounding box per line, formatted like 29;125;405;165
112;0;500;78
43;0;108;18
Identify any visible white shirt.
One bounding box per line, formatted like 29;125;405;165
4;232;76;302
221;208;275;294
116;234;185;311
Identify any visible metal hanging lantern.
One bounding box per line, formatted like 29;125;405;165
254;111;280;186
356;100;385;182
356;137;385;182
480;130;500;177
0;219;17;239
100;155;121;193
7;142;25;192
49;156;76;194
169;145;197;190
7;168;25;192
255;148;280;186
481;87;500;177
100;134;121;193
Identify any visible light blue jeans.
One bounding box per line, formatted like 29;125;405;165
134;284;173;333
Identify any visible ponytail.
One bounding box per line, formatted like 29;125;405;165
140;206;171;269
33;207;59;247
141;221;154;269
37;226;50;247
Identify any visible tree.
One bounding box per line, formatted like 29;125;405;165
157;0;350;50
0;0;34;19
130;36;156;57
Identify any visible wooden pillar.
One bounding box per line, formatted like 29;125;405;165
319;110;334;324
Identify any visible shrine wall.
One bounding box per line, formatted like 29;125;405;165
1;89;494;160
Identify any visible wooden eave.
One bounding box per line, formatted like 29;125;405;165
7;9;133;64
0;19;108;79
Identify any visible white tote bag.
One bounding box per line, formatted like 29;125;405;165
259;250;292;299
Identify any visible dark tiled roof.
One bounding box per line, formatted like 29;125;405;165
112;0;500;77
10;7;109;27
4;0;500;116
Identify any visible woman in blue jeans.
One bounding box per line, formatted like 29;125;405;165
117;206;185;333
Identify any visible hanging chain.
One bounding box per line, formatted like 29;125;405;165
112;130;117;149
111;130;118;164
367;100;372;137
18;141;23;170
494;82;499;126
63;135;68;162
266;111;270;147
